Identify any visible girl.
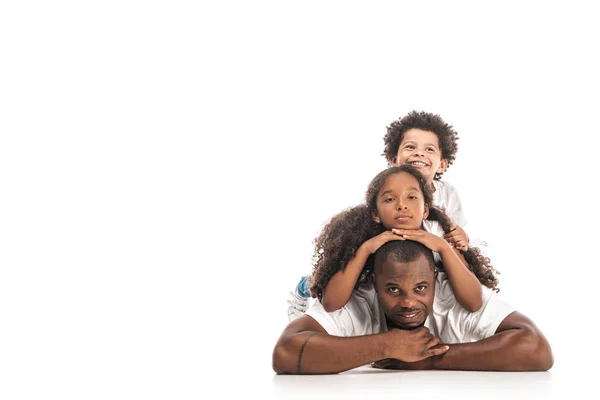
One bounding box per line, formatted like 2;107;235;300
310;165;499;313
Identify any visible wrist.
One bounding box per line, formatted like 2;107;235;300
359;242;375;255
380;331;394;359
429;352;445;370
437;242;454;256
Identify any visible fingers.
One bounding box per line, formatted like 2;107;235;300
444;234;468;250
372;359;394;369
392;229;424;239
384;231;405;241
443;230;465;241
443;231;457;240
387;231;405;238
423;344;449;358
425;335;440;349
454;240;468;251
419;331;449;359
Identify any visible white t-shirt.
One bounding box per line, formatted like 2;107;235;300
429;179;466;228
423;179;488;266
305;273;514;344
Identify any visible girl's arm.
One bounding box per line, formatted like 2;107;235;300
321;245;370;312
437;242;483;312
321;231;405;312
392;228;483;312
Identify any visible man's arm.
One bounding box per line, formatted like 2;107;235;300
372;311;553;371
272;315;448;374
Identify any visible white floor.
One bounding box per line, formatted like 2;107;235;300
273;367;554;399
267;363;585;400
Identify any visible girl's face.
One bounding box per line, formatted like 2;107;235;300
372;172;428;230
394;128;448;183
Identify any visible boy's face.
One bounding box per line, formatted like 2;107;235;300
374;254;436;330
393;129;448;183
372;172;428;230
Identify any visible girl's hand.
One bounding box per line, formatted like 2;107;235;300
443;224;469;251
362;230;406;254
391;229;449;253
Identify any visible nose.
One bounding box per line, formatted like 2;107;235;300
413;149;425;157
396;199;407;210
397;293;418;309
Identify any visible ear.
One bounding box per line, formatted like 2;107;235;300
390;155;398;166
423;203;429;221
437;158;449;174
372;211;381;224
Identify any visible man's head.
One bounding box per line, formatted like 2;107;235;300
373;240;436;330
382;111;459;182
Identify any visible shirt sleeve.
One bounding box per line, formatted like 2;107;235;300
304;285;381;337
471;287;515;339
304;301;349;336
433;273;515;343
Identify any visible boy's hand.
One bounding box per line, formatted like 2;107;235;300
391;228;448;253
362;231;405;254
443;224;469;251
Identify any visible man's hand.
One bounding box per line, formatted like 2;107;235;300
371;356;438;370
443;224;469;251
362;230;405;254
385;327;449;362
391;228;449;253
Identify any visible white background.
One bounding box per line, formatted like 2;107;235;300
1;1;599;399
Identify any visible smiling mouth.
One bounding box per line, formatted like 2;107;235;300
396;310;422;323
398;312;419;319
408;161;428;167
387;313;425;330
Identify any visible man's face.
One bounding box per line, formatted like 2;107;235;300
373;172;428;230
394;128;448;183
374;254;435;330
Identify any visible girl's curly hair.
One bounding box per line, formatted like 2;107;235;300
382;111;459;180
309;165;499;298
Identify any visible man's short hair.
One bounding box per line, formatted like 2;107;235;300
373;240;435;273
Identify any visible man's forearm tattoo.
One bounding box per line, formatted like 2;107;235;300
297;332;318;373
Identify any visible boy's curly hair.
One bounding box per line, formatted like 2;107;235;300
309;165;499;299
382;111;460;180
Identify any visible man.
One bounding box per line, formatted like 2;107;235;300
272;241;553;374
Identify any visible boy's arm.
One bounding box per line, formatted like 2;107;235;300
373;311;553;371
443;224;469;251
272;315;449;374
